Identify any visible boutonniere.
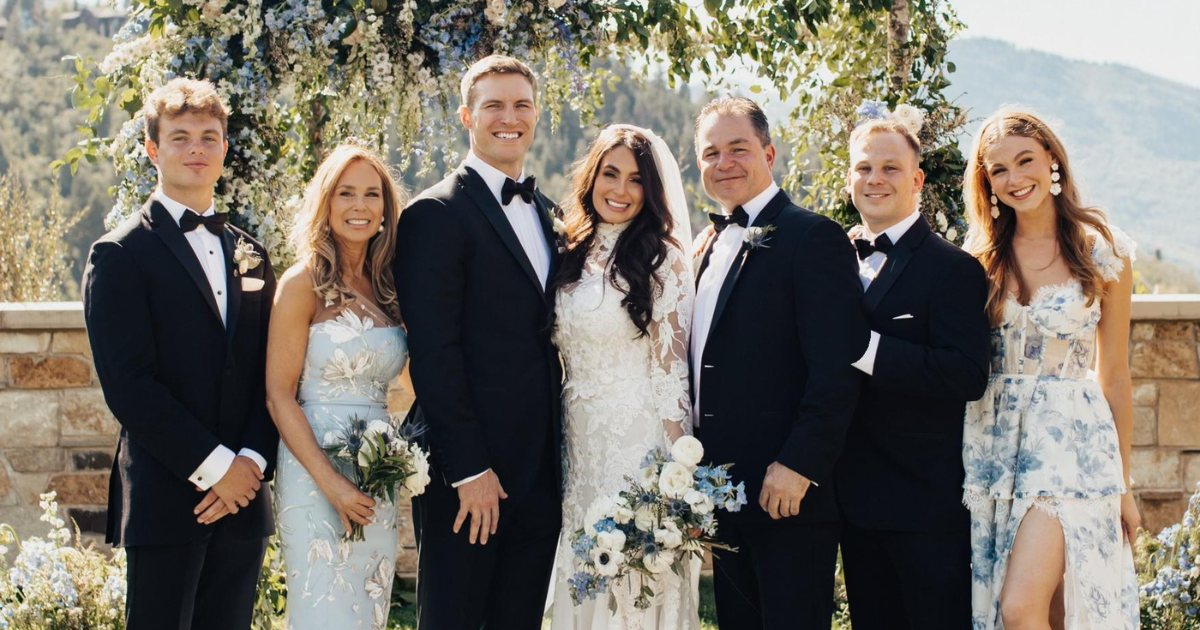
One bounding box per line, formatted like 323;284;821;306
232;236;262;277
743;225;775;250
552;216;568;254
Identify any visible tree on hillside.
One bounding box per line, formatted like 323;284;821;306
63;0;966;264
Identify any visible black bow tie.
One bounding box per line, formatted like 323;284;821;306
179;210;227;235
501;176;537;206
709;206;749;233
854;234;894;260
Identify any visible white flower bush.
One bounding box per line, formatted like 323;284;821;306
0;492;127;630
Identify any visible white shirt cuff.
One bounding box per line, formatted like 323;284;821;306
189;445;236;490
451;469;490;488
238;448;267;475
851;331;882;375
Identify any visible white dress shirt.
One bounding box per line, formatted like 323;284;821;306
691;182;780;426
463;152;551;289
452;154;551;488
850;209;923;376
155;190;268;489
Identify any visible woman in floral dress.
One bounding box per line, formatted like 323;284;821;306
265;145;408;629
961;108;1140;630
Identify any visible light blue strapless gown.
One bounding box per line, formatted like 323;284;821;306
275;304;407;630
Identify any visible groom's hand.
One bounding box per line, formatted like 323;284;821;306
212;456;264;514
759;462;812;520
194;489;230;525
454;470;508;545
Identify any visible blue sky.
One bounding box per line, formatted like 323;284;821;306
953;0;1200;89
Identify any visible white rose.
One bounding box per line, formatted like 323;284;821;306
403;447;431;496
612;505;635;525
643;549;676;574
654;522;683;549
892;103;925;135
590;547;625;578
634;506;656;532
685;490;714;515
658;462;693;499
638;466;658;490
364;419;392;440
669;435;704;467
596;529;627;552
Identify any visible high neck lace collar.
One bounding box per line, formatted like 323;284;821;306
595;220;630;247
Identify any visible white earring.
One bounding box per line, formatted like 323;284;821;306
378;222;384;234
990;194;1000;219
1050;162;1062;196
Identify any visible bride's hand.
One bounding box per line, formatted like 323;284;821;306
320;474;376;534
1120;491;1141;543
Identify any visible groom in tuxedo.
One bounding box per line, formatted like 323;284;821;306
394;54;562;629
82;78;277;629
835;118;990;630
691;97;868;630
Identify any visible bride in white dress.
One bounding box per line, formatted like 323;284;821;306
548;125;698;630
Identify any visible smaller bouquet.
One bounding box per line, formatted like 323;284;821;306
569;435;747;610
322;413;431;541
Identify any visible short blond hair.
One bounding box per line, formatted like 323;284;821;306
849;119;921;160
459;54;538;110
143;78;230;144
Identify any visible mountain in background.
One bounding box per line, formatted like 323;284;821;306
947;37;1200;273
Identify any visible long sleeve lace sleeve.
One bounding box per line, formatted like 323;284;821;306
648;244;695;443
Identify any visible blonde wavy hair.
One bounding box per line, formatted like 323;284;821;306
963;107;1115;326
290;144;405;322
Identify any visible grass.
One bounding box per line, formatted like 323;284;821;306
388;576;757;630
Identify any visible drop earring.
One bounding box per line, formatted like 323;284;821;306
378;221;384;234
990;193;1000;219
1049;162;1062;196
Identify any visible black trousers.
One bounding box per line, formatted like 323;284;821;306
124;521;267;630
840;523;972;630
712;518;840;630
412;449;561;630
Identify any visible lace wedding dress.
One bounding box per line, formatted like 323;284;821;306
549;221;699;630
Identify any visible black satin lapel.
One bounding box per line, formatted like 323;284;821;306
695;235;718;289
753;189;791;227
458;169;545;298
706;243;749;350
534;193;560;285
221;228;242;341
862;217;931;314
147;201;223;324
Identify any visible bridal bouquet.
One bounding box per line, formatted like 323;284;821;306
322;413;431;542
568;436;747;610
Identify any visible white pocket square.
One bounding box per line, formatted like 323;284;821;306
892;313;914;320
241;276;265;292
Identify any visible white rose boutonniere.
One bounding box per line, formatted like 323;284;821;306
232;236;263;277
552;216;568;254
743;225;775;250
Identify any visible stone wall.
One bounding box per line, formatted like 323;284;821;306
2;298;1199;570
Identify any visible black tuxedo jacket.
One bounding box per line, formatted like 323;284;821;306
394;165;563;503
695;190;868;524
835;216;990;533
82;199;278;547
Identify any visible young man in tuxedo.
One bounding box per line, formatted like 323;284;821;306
691;97;869;630
835;117;990;630
82;78;277;630
393;54;562;629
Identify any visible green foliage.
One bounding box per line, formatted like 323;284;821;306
0;169;84;302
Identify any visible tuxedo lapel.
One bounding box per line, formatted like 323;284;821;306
704;190;791;349
220;228;242;343
533;192;560;286
144;200;223;325
456;166;546;301
863;215;932;315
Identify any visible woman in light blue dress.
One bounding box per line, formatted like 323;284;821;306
266;144;408;630
961;108;1140;630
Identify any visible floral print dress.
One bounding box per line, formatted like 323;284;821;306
274;295;407;630
962;226;1138;630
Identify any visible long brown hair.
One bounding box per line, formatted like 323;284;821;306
963;107;1115;326
290;144;405;321
550;126;678;337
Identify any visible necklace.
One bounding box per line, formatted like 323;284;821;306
1018;240;1060;272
